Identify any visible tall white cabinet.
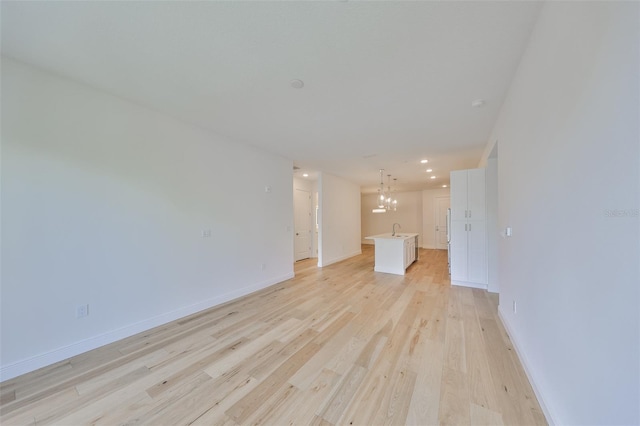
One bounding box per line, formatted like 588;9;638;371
450;168;487;289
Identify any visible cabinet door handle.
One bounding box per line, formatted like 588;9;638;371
464;210;468;218
465;224;467;231
469;223;471;232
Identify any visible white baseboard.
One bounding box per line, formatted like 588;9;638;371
497;307;557;426
451;280;488;290
421;245;449;250
0;272;294;382
319;250;362;267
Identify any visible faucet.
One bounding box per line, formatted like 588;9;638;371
392;223;401;236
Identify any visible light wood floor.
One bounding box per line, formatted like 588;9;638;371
0;246;546;425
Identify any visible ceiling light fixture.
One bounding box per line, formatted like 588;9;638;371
443;185;448;188
302;173;309;177
426;169;432;173
420;159;428;164
290;79;304;89
372;169;398;213
471;99;486;108
430;176;436;179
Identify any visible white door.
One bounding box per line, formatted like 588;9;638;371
449;170;468;221
467;220;487;284
468;168;486;221
294;189;312;261
435;197;450;250
449;220;468;282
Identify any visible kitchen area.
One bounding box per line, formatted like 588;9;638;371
361;188;451;275
365;224;419;275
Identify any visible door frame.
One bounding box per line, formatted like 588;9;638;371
294;188;312;261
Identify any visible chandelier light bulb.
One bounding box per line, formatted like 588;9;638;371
373;169;399;213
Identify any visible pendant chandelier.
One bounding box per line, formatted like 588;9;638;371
372;169;398;213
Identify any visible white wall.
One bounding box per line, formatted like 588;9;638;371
318;173;361;267
361;191;423;246
421;188;450;249
360;188;450;249
1;58;295;380
488;3;639;425
485;157;499;293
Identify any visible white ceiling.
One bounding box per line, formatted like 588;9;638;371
1;1;541;193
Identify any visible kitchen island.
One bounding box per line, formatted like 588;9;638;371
364;233;419;275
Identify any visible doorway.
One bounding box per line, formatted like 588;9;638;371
435;196;450;250
294;188;312;261
486;143;499;293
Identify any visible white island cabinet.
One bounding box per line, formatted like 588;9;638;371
365;233;419;275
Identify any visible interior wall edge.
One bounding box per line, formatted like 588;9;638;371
318;249;362;268
477;138;498;168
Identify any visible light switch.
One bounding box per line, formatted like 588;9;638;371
506;227;513;237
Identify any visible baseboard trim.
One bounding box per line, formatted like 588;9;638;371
0;272;294;382
497;307;557;426
319;250;362;267
451;280;487;290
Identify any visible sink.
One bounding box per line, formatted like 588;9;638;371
394;235;407;238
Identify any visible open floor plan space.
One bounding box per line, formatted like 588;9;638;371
0;247;545;425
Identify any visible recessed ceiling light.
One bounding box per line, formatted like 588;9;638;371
426;169;432;173
302;173;309;177
430;176;436;179
290;79;304;89
471;99;486;108
420;159;428;164
442;185;448;188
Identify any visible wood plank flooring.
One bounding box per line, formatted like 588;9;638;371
0;246;546;425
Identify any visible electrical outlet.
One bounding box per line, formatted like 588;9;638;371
512;300;517;314
76;304;89;319
201;229;212;238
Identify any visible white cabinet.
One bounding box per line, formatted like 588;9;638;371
404;236;417;268
450;168;487;288
451;168;485;221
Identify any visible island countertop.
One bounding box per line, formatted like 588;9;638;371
365;233;419;241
